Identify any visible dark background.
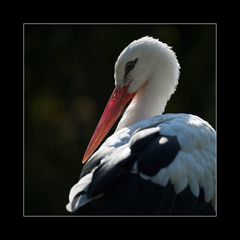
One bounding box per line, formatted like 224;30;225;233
24;24;215;215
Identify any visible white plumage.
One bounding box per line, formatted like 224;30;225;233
115;36;180;131
67;36;216;215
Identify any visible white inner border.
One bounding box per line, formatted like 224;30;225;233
23;23;217;217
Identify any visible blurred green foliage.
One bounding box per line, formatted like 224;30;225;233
24;24;215;215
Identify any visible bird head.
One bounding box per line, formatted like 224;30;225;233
82;36;179;163
114;36;178;94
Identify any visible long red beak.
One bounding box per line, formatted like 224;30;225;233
82;85;135;164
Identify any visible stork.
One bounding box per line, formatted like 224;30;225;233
66;36;216;215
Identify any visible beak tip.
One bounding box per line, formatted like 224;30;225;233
82;153;89;164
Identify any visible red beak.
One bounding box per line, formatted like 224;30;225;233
82;85;135;164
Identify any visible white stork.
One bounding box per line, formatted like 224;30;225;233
66;36;216;215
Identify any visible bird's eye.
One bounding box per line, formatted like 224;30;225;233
125;58;138;77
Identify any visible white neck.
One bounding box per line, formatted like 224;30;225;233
116;54;179;131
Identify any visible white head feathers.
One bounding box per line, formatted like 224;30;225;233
115;36;181;130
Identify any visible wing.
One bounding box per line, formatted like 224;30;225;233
66;114;216;215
